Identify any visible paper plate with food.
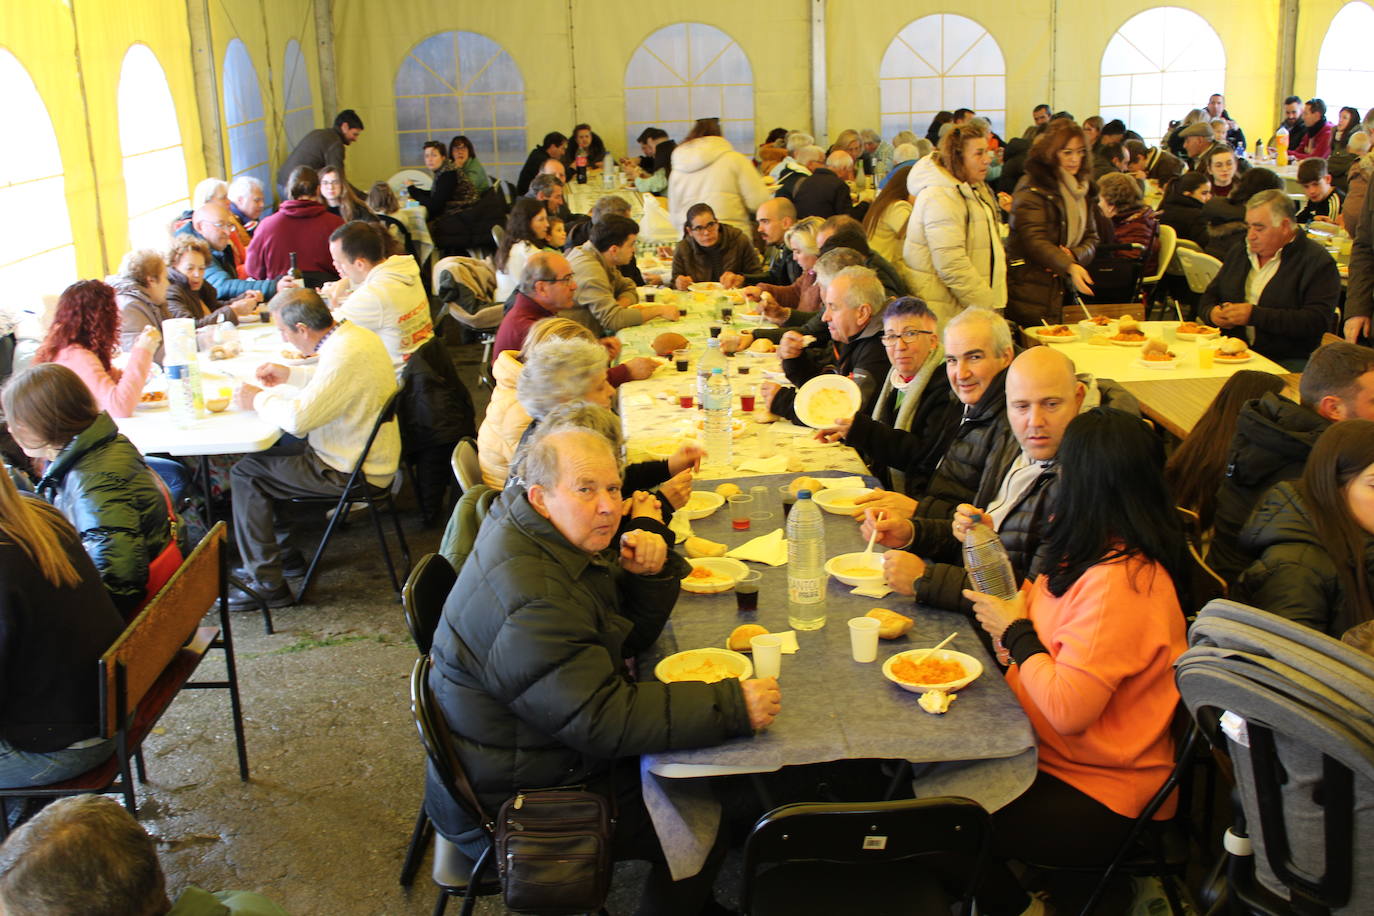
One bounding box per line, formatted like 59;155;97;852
279;348;318;365
1077;315;1115;331
1029;324;1078;343
1175;321;1220;340
794;375;862;429
135;388;168;411
1213;338;1254;363
655;647;753;683
681;557;749;593
679;490;726;520
638;436;687;461
688;282;724;293
824;551;884;586
811;488;875;516
883;648;983;694
1136;338;1178;369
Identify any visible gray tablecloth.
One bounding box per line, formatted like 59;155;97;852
639;471;1038;879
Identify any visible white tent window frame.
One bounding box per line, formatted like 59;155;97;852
1098;6;1226;146
282;38;316;150
623;23;755;155
0;48;77;312
118;43;190;252
394;30;527;185
879;14;1007;140
1316;3;1374;117
222;38;271;191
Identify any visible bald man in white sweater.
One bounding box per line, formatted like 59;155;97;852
227;288;399;608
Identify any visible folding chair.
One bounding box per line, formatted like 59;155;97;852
437;484;496;576
408;655;502;914
0;523;248;831
289;389;411;604
1143;224;1178;319
451;438;481;494
1174;247;1223;301
741;797;991;916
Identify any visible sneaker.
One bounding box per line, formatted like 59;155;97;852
227;578;294;611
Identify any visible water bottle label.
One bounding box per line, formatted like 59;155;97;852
788;577;823;603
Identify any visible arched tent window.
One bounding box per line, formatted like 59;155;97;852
1099;7;1226;145
624;23;755;154
879;15;1006;139
118;44;190;252
1316;3;1374;114
282;39;316;149
395;31;526;185
0;49;76;311
222;39;270;190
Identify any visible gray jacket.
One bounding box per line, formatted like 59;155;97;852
567;240;641;337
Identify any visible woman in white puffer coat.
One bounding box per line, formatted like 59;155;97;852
903;122;1007;323
668;118;772;234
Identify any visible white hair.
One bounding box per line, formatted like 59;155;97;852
825;150;854;172
521;427;617;493
830;266;885;316
516;337;608;419
891;130;919;148
192;178;228;208
786;132;814;156
227;175;263;202
1350;130;1372;156
944;306;1013;355
511;402;624;484
796;145;826;168
893;143;921;163
859;128;881;145
1245;189;1295;227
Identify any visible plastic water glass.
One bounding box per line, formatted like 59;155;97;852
735;570;761;613
848;617;881;663
751;634;782;678
1198;344;1216;369
777;486;798;519
729;494;754;530
674;348;690;372
748;485;773;521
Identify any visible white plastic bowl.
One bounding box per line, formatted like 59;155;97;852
824;551;885;586
681;557;748;594
678;491;725;520
811;487;873;515
654;648;753;683
882;649;983;693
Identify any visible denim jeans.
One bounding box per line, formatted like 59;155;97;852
0;736;116;788
146;456;191;506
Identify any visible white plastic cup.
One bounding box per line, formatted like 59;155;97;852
751;634;783;678
848;617;881;663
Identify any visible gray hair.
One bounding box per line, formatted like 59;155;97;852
944;306;1014;354
829;266;885;317
192;177;228;208
1350;130;1372;156
521;427;618;493
270;287;332;331
912;138;934;159
227;175;263;202
0;794;167;916
528;402;624;466
892;130;919;148
892;143;921;163
814;248;867;288
859;128;881;145
518;250;566;297
589;195;632;223
825;150;854;173
1246;189;1295;226
971;117;993;133
528;174;564;198
516;336;607;419
117;249;166;287
795;145;826;168
786;132;814;156
783;216;824;256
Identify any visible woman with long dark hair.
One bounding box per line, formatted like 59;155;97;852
962;407;1188;915
1237;419;1374;637
35;280;159;419
1005;118;1098;326
1334;106;1363;154
493;198;552;302
1164;370;1286;535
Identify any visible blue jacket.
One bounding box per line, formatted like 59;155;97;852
174;224;275;301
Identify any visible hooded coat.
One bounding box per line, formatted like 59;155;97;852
114;280;172;364
667;136;772;234
903;155;1008;321
244;198;344;281
335;254;434;373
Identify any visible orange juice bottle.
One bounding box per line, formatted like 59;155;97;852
1275;127;1289;167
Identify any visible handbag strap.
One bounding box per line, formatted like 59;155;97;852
148;469;179;540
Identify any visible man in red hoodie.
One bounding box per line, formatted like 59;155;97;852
245;166;344;285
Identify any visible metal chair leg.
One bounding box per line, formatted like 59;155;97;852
399;806;432;887
294;495;352;605
366;500;402;596
134;749;148;783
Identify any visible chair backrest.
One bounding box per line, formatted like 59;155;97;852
491;224;505;247
1175;506;1227;613
101;523;226;735
1144;223;1177;284
1077;301;1144;321
1175;246;1223;294
741;797;990;912
454;437;481;493
341;388;402;490
410;655;490;826
403;553;456;655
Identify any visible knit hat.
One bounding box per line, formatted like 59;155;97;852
1180;122;1213;139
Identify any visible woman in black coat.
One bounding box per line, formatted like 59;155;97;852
1157;171;1211;248
407;141;477;218
2;364;173;618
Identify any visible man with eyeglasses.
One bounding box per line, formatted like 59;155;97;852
176;200;300;302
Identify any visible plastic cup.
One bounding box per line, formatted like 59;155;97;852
709;324;722;339
1162;323;1179;342
740;386;756;413
778;485;797;519
751;634;782;678
645;289;657;303
729;494;754;530
848;617;881;663
678;381;695;409
673;348;690;372
735;570;761;612
1198;344;1216;369
748;485;773;520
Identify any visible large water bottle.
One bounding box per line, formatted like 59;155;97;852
166;364;196;429
963;518;1017;664
602;153;616;188
696;338;726;406
702;368;733;467
787;490;828;630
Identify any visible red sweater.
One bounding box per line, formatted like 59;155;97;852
244;199;343;281
1007;555;1187;819
1293;121;1333;160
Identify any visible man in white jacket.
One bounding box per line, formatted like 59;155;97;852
228;289;399;607
327;220;433;376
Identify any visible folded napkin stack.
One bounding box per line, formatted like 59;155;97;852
726;528;788;566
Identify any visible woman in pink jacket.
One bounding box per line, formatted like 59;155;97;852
963;407;1190;916
34;280;160;419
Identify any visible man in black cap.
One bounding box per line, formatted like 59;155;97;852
276;109;365;200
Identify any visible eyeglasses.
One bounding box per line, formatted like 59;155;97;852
689;221;719;233
542;274;575;285
881;329;937;346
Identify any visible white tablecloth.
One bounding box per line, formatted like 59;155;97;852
1035;320;1289;383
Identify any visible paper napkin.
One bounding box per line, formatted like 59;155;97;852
850;583;893;599
819;476;866;490
726;528;788;565
737;454;789;474
667;512;694;545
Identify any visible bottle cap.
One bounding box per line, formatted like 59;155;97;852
796;489;812;499
711;368;723;374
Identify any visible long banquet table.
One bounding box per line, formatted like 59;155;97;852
638;470;1037;879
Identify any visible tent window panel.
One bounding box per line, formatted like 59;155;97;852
880;15;1007;138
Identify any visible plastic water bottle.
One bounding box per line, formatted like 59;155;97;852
963;518;1017;664
787;490;828;630
696;338;726;406
167;364;196;428
703;368;733;467
602;153;615;188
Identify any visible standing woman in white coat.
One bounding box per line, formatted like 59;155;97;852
903;122;1007;323
667;118;772;235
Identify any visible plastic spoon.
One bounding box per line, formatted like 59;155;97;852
861;511;883;562
910;631;959;666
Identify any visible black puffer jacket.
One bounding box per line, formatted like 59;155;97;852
1207;393;1330;584
36;412;172;617
845;374;960;497
424;491;752;843
913;368;1012;526
770;317;891;422
1235;481;1374;639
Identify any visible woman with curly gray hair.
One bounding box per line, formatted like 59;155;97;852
112;249;173;364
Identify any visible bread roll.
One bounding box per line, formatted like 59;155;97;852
714;483;742;498
653;332;689;357
684;536;727;558
1218;337;1248;356
749;338;775;354
729;624;768;652
1142;338;1170;358
789;476;822;497
866;607;914;639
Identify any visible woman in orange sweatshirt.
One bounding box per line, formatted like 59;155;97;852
963;407;1190;916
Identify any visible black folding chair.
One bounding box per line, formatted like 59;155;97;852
741;797;991;915
289;389;411;604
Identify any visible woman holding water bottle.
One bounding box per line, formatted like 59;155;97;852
957;408;1189;916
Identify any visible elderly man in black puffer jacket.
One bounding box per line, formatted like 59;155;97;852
425;425;779;915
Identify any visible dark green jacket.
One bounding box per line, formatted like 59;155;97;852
36;412;171;617
1235;481;1373;639
425;489;752;842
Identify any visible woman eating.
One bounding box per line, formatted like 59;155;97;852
493;198;552;303
963;408;1188;916
35;280;159;419
671;203;763;290
743;216;824;319
1237;420;1374;639
113;249;174;364
165;235;260;327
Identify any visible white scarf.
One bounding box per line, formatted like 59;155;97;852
1058;167;1090;250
